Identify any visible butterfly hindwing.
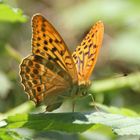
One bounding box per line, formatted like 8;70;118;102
20;55;71;111
72;21;104;85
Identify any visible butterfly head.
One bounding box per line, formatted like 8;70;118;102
76;81;91;97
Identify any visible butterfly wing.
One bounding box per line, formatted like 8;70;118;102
20;55;72;111
32;14;77;83
20;14;78;111
72;21;104;85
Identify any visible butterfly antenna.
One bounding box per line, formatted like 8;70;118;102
88;93;100;112
88;93;106;118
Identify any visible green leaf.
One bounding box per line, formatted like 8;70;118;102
0;130;27;140
2;112;140;135
0;4;27;22
96;103;139;117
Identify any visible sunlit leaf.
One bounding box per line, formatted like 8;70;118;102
2;112;140;135
0;4;27;22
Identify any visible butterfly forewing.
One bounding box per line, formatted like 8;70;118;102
72;21;104;85
32;14;77;83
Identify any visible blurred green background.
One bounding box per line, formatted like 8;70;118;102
0;0;140;139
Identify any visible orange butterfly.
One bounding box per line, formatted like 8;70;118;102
20;14;104;112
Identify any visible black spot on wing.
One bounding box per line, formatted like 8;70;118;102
55;39;59;43
35;63;40;68
93;44;97;48
36;43;40;47
43;34;46;37
37;86;41;92
51;47;57;52
49;38;53;43
28;60;33;66
44;40;48;45
33;80;38;84
26;67;30;73
84;45;88;49
33;69;39;74
37;37;41;41
44;47;48;51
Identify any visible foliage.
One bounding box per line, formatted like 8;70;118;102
1;111;140;135
0;4;27;22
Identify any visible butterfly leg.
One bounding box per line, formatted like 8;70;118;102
72;100;75;112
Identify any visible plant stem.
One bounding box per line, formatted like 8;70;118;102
89;72;140;93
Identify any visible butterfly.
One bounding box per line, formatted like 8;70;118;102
19;14;104;112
